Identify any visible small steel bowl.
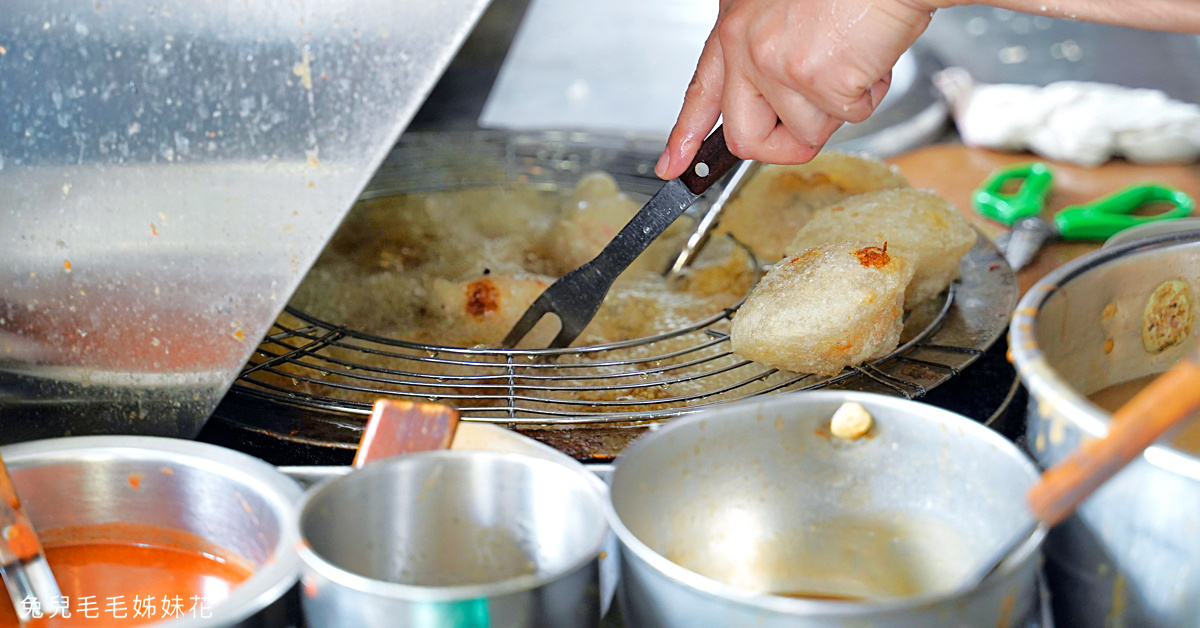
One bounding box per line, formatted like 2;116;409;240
606;390;1044;628
1;435;304;627
296;450;609;628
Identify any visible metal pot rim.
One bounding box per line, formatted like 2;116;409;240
295;449;609;601
0;435;304;628
605;390;1045;616
1010;229;1200;480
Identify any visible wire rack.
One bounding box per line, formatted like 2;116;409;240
238;282;960;420
225;130;1017;456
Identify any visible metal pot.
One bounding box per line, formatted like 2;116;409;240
1011;230;1200;627
296;450;610;628
0;435;304;627
606;390;1044;627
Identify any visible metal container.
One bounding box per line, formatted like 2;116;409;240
297;450;609;628
1011;230;1200;627
0;0;493;441
0;436;304;627
606;391;1044;627
222;129;1017;461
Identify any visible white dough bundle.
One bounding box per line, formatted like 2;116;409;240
936;67;1200;167
730;241;914;376
787;189;977;306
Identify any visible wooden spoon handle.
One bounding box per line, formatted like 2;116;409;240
1028;346;1200;526
352;400;461;468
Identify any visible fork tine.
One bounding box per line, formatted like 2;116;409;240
548;318;587;350
501;294;553;348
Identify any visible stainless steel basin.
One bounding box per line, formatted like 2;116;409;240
606;391;1044;627
1011;230;1200;627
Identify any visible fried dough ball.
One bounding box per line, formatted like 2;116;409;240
786;189;977;307
545;172;641;272
730;242;913;376
718;152;910;261
429;273;554;347
543;171;686;276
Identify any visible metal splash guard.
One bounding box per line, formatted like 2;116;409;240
0;0;492;440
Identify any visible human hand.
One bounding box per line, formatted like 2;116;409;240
655;0;940;179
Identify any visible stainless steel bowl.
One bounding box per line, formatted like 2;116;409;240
0;435;304;627
1011;230;1200;627
297;450;609;628
607;391;1044;627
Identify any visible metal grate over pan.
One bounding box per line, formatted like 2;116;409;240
226;131;1018;456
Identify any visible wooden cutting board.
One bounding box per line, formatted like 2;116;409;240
886;144;1200;296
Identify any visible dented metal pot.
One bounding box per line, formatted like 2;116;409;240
606;391;1044;627
1011;230;1200;627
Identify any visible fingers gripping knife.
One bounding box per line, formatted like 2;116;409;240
502;126;741;349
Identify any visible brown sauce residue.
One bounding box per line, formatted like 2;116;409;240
774;590;865;602
464;279;501;319
852;243;890;268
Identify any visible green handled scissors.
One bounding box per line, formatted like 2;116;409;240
973;162;1195;271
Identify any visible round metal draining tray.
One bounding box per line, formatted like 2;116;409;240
221;130;1018;460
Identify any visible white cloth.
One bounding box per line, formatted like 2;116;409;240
936;68;1200;167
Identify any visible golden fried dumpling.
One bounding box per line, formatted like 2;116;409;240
544;172;641;273
786;189;977;307
429;273;553;347
730;242;913;376
718;152;910;261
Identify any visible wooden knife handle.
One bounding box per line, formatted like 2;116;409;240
1028;346;1200;526
678;125;741;195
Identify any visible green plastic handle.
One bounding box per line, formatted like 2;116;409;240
1054;183;1196;240
972;162;1054;225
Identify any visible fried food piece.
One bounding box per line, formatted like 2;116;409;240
786;189;977;307
544;172;641;272
543;171;685;275
1142;279;1194;353
730;241;913;376
718;152;910;261
429;273;554;347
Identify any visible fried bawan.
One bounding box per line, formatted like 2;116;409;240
786;189;977;307
1142;279;1194;353
718;151;910;261
430;274;554;348
730;241;914;376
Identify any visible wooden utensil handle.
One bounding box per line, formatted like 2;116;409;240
353;400;461;468
1028;346;1200;526
678;125;741;195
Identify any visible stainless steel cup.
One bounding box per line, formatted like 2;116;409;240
0;435;304;627
296;450;608;628
606;391;1045;628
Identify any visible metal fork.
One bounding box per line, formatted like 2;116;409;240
501;126;740;349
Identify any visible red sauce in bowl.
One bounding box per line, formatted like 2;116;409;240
0;525;253;626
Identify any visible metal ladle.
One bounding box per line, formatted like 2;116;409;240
961;345;1200;591
0;455;64;622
